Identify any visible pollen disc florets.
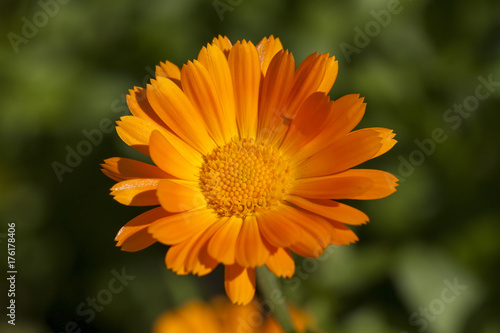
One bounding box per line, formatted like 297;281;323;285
200;138;292;218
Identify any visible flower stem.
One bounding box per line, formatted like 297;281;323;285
256;266;295;333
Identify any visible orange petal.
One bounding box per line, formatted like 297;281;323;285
371;127;397;158
149;208;216;245
211;35;232;56
256;209;302;248
115;206;168;251
286;196;369;225
235;215;270;267
289;238;326;257
149;130;201;181
127;86;168;126
280;205;334;251
207;216;242;265
279;92;331;156
118;228;156;253
295;128;384;178
153;125;203;168
291;94;366;162
290;175;372;200
256;35;283;75
165;217;223;276
224;265;256;305
155;60;181;87
197;44;238;140
257;50;295;143
181;60;227;145
101;157;169;182
291;169;398;200
228;40;260;139
267;53;330;147
338;169;399;199
319;94;367;143
110;178;160;206
115;116;165;156
282;52;328;120
329;221;359;245
317;56;339;93
265;248;295;278
115;116;187;157
147;77;216;154
185;224;221;276
156;179;205;213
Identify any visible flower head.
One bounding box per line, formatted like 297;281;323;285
153;297;315;333
102;36;398;305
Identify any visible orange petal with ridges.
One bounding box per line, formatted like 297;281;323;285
156;179;205;213
295;128;384;178
101;157;169;182
371;127;397;158
256;35;284;75
211;35;232;56
257;50;295;143
115;206;168;251
291;94;366;162
181;60;227;145
115;116;164;155
268;53;329;146
224;265;256;305
115;116;190;158
118;228;156;253
326;94;367;139
339;169;399;199
149;208;216;245
317;56;338;93
235;215;270;267
165;219;222;276
228;40;260;139
291;175;372;200
150;131;200;181
152;125;203;168
147;76;216;154
292;169;398;200
329;221;359;245
197;43;238;140
287;215;338;257
281;52;327;120
265;248;295;278
289;238;326;258
279;92;332;156
155;60;181;87
286;196;369;225
127;86;168;126
185;224;221;276
111;178;160;206
256;209;302;247
207;216;242;265
280;205;334;249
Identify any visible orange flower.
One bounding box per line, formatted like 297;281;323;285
152;297;316;333
102;36;398;305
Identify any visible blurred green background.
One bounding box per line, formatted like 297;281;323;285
1;0;499;332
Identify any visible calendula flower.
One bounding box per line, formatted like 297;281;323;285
152;297;316;333
102;35;398;305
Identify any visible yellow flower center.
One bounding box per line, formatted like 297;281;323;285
199;138;292;218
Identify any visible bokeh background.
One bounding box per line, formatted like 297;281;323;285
1;0;499;332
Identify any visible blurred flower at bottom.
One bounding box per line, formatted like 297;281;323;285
152;297;318;333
